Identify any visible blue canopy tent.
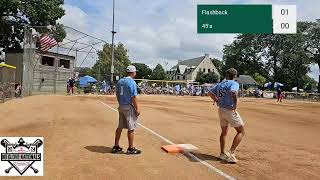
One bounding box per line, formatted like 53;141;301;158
79;75;97;88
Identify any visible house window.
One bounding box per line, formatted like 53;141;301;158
41;56;54;66
59;59;70;69
203;68;206;72
208;69;211;72
183;76;185;80
177;76;180;80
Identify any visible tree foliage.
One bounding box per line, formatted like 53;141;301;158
223;34;266;77
211;58;223;76
299;21;320;92
303;75;318;90
195;71;220;84
132;63;152;79
0;0;66;52
222;21;318;91
75;67;92;77
151;64;166;80
51;24;66;42
253;73;267;87
92;43;131;81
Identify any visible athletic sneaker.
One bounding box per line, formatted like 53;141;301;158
219;153;230;161
111;145;123;154
126;147;142;155
225;151;238;163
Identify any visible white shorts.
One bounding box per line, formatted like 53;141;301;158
218;108;244;127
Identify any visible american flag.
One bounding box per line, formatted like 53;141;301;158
39;34;58;51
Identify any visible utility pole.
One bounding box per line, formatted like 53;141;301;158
110;0;117;84
316;19;320;93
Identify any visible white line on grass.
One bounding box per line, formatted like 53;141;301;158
99;100;236;180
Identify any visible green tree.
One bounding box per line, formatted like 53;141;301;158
93;43;131;81
211;58;223;76
223;34;266;78
253;73;267;87
51;24;66;42
260;29;311;90
0;0;66;53
75;67;92;77
303;75;317;91
151;64;166;80
300;21;320;92
195;71;204;82
132;63;152;79
223;23;315;91
195;71;219;84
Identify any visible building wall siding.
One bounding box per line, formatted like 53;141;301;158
5;53;23;83
191;56;220;81
5;51;74;95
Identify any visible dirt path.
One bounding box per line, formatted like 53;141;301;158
0;95;221;180
103;95;320;180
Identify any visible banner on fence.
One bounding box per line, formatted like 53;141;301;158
263;92;274;99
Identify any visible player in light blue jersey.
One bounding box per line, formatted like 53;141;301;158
112;65;141;155
208;68;245;163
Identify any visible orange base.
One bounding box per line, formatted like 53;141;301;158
161;145;183;153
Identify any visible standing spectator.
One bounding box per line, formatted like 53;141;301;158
67;78;70;94
68;78;75;95
175;84;181;96
277;87;283;102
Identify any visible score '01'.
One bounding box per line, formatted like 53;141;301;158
281;9;289;15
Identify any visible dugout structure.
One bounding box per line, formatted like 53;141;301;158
5;50;75;96
6;25;106;96
0;63;16;102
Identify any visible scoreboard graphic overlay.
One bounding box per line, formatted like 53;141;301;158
197;5;297;34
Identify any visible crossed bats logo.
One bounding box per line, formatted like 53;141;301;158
1;138;43;175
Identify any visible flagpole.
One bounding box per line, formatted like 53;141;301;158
110;0;116;84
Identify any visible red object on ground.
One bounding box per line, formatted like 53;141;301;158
161;145;183;153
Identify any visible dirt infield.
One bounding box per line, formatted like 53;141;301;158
0;95;319;179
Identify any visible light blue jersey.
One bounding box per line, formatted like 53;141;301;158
116;77;138;106
210;80;239;109
175;85;180;92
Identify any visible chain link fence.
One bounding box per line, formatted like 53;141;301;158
239;90;320;102
0;64;16;103
283;92;320;102
18;25;103;96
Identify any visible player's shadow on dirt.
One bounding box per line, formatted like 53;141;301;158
186;152;221;162
84;146;113;154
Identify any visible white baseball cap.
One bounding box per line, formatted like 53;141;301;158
126;65;137;73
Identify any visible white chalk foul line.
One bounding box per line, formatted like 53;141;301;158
99;100;236;180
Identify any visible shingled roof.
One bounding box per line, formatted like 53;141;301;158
178;56;205;67
170;56;205;70
235;75;257;85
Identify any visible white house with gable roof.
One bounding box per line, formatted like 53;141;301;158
167;54;220;82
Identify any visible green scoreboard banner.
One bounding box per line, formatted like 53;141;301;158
197;5;297;34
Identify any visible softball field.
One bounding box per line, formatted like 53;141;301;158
0;95;319;180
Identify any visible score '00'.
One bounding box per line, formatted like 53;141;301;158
281;8;290;29
281;23;290;29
